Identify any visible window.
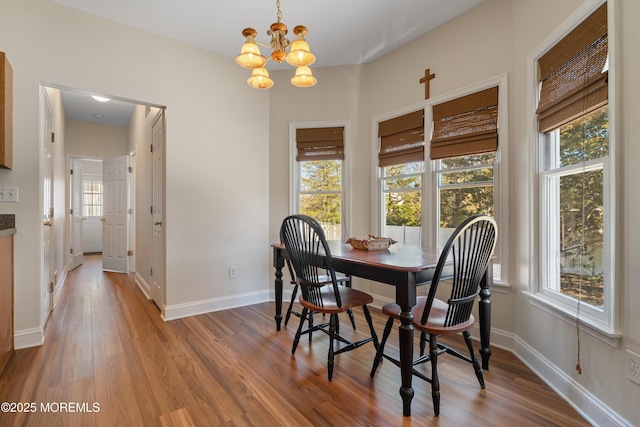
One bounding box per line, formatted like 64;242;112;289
431;86;501;280
381;162;425;245
435;153;495;243
373;77;508;285
377;110;425;245
535;1;617;334
294;126;345;240
82;178;103;217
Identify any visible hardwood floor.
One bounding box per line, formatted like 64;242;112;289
0;255;590;426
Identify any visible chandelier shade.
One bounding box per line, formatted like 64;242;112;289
290;66;316;87
236;0;316;88
285;26;316;67
247;67;274;89
235;29;266;69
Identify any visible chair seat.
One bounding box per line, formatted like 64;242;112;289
300;285;373;314
381;297;475;335
411;298;475;335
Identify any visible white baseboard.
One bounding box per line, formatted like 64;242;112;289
164;290;271;321
512;336;631;427
52;268;67;309
134;272;151;299
14;327;44;349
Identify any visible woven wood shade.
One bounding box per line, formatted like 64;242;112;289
378;110;425;167
296;127;344;161
536;3;608;133
430;87;498;160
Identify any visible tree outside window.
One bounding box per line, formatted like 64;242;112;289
381;161;424;245
299;159;342;240
555;106;608;308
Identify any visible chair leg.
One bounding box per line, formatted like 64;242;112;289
308;309;314;343
284;284;298;326
370;316;394;377
346;308;356;330
463;330;485;389
343;278;357;330
328;313;337;381
419;331;427;356
362;305;379;348
292;307;308;355
430;334;441;416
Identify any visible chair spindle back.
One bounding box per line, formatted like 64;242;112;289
420;215;498;328
280;215;342;308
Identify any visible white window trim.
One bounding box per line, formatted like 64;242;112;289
371;73;510;290
289;121;351;242
527;0;621;344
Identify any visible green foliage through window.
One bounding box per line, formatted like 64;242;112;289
299;160;342;226
382;163;424;227
556;107;608;307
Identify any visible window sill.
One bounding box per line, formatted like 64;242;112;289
525;291;622;348
491;280;511;294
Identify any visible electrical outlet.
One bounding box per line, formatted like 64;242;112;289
0;186;18;202
627;349;640;386
229;266;238;279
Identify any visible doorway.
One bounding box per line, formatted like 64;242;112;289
42;84;166;323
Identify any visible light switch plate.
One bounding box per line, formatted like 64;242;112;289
0;186;18;202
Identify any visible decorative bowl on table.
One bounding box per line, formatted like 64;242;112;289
346;235;397;251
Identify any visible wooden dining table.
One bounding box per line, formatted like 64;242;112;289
272;241;493;417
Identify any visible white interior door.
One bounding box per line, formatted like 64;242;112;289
70;159;84;270
82;172;104;253
151;113;165;309
102;155;129;272
83;216;102;253
42;91;54;325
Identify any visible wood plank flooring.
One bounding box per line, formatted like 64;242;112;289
0;255;590;426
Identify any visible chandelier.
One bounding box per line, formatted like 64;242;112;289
235;0;317;89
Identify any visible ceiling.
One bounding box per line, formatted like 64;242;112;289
52;0;485;127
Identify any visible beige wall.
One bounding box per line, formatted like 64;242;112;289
65;120;127;158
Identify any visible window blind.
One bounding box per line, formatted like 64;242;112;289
536;3;608;133
296;127;344;161
378;109;425;167
430;87;498;160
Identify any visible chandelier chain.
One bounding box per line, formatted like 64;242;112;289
276;0;282;23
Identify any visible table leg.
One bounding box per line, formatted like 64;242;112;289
397;281;417;417
398;307;414;417
274;249;284;331
478;263;493;369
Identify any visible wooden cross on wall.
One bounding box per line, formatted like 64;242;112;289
419;68;436;99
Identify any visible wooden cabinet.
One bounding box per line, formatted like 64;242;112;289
0;52;12;169
0;232;14;374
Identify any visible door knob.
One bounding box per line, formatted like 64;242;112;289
154;221;163;226
44;221;52;227
100;218;106;222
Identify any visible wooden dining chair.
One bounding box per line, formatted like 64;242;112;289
284;258;357;331
370;214;497;416
280;214;379;381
